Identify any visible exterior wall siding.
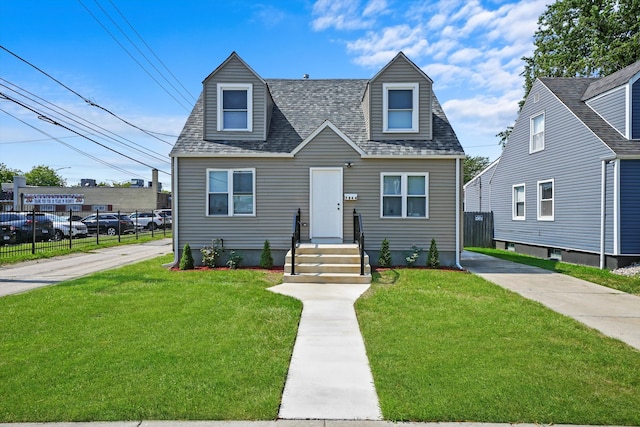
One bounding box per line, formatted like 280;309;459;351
369;58;433;141
464;162;498;212
175;127;459;264
619;159;640;254
633;79;640;139
203;56;267;141
492;80;615;255
586;86;626;136
362;85;371;140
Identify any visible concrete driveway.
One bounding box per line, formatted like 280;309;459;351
462;250;640;351
0;239;173;297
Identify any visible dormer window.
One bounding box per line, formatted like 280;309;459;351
217;83;253;131
383;83;419;133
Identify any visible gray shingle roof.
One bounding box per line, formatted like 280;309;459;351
171;78;464;157
540;77;640;156
581;60;640;100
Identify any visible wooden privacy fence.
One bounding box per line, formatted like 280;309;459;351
464;211;494;248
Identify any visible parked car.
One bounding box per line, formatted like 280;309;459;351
81;213;135;235
0;223;17;245
129;212;164;230
42;213;89;240
0;212;54;243
153;209;172;228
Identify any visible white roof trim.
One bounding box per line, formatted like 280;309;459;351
291;120;367;157
463;157;500;190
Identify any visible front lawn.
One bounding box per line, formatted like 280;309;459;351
467;247;640;295
357;269;640;425
0;255;301;422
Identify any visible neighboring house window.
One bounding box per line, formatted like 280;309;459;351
537;179;554;220
381;173;428;218
512;184;525;220
383;83;419;133
217;83;253;131
207;169;255;216
530;113;545;153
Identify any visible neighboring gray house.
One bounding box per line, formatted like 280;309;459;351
487;59;640;268
463;158;499;212
170;52;465;268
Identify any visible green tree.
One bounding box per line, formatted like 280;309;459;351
463;155;491;184
0;163;23;183
378;238;392;268
259;240;274;269
180;243;194;270
24;165;66;186
521;0;640;102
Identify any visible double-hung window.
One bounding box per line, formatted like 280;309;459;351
537;179;554;220
381;173;428;218
207;169;255;216
217;83;253;131
530;113;545;153
512;184;525;220
383;83;419;133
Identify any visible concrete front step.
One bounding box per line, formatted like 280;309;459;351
283;272;371;284
285;263;371;275
283;243;372;285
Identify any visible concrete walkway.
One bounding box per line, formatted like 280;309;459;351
462;250;640;351
268;283;382;420
0;239;173;297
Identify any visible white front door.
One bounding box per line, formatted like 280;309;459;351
310;168;343;243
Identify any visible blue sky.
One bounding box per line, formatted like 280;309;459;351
0;0;548;189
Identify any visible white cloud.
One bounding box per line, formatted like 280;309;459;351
312;0;374;31
346;24;429;67
362;0;388;17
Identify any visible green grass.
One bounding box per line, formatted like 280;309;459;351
0;255;301;422
357;268;640;425
0;232;171;266
467;247;640;295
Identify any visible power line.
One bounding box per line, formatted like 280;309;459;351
0;79;170;165
1;92;170;176
0;135;83;144
77;0;192;112
0;44;175;146
94;0;196;105
107;0;196;102
1;108;145;179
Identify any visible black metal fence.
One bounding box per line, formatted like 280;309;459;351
463;211;494;248
0;209;171;258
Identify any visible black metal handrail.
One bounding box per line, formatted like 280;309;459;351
290;208;301;275
353;209;365;276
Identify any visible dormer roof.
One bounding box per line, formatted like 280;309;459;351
202;51;266;85
581;60;640;100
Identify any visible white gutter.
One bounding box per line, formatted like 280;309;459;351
172;156;179;267
455;157;462;269
600;160;606;269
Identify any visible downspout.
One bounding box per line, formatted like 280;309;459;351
172;156;179;267
455;157;462;269
599;160;606;269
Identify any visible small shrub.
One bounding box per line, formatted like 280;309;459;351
226;250;243;269
378;238;392;267
260;240;274;269
404;244;422;267
427;238;440;268
179;243;194;270
200;241;224;268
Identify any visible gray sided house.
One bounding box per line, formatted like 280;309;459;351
464;158;499;212
487;60;640;268
170;52;465;267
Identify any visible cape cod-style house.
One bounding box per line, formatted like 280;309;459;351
465;60;640;268
170;52;465;279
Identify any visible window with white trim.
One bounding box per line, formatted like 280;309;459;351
381;173;428;218
537;179;554;220
530;113;545;153
217;83;253;131
207;169;255;216
512;184;525;220
383;83;419;133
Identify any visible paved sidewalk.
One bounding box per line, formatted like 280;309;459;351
462;250;640;351
0;239;173;297
268;283;382;420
